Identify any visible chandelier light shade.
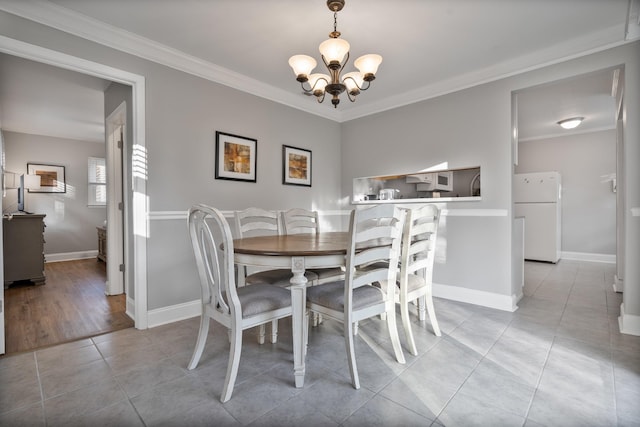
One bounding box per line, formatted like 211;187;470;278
342;71;363;95
309;73;330;96
288;55;317;78
319;38;350;64
354;54;382;77
557;117;584;129
288;0;382;107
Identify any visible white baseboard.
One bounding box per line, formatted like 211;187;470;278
561;251;616;264
147;299;201;328
147;282;521;329
618;303;640;336
126;296;136;323
433;283;520;312
45;250;99;263
613;275;623;293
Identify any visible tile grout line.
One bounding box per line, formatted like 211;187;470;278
519;261;562;424
32;351;47;425
361;330;442;425
602;264;621;427
98;341;150;427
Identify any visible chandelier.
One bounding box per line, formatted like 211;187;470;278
288;0;382;108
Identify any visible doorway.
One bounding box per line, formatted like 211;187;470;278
0;37;148;355
512;68;621;268
105;102;126;296
0;58;128;354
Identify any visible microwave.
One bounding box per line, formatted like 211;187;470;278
409;171;453;192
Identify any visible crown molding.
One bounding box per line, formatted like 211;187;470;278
340;24;631;122
0;1;634;124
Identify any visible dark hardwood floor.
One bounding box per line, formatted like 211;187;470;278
3;258;133;354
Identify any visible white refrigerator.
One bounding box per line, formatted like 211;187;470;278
514;171;561;263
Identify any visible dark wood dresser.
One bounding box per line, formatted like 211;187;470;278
3;213;46;286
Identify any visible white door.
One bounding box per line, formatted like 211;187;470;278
105;103;125;295
1;130;6;354
1;209;5;355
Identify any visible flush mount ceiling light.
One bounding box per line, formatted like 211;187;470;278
557;117;584;130
288;0;382;108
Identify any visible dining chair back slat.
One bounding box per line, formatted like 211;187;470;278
235;207;281;238
282;208;319;235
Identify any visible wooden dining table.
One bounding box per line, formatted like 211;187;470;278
233;231;349;388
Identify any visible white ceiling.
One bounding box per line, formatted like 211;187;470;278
0;0;637;143
0;53;109;143
516;68;619;141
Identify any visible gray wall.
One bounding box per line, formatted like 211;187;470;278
342;79;514;300
141;67;343;310
341;42;640;317
0;10;342;311
1;10;638;323
516;130;616;255
2;131;106;255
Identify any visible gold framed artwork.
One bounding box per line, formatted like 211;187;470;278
27;163;66;193
215;131;257;183
283;145;311;187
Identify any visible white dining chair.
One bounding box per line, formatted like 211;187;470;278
396;204;441;354
235;207;317;343
187;204;293;402
306;204;407;389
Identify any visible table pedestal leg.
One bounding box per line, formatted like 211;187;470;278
290;256;307;388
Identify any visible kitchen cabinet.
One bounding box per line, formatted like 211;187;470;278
3;213;46;286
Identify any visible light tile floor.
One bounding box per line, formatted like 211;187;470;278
1;260;639;426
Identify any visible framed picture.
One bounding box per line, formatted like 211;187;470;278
27;163;66;193
215;131;257;182
283;145;312;187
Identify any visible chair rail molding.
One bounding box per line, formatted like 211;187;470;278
148;210;351;221
148;208;508;221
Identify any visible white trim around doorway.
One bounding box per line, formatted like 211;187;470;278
0;35;149;330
